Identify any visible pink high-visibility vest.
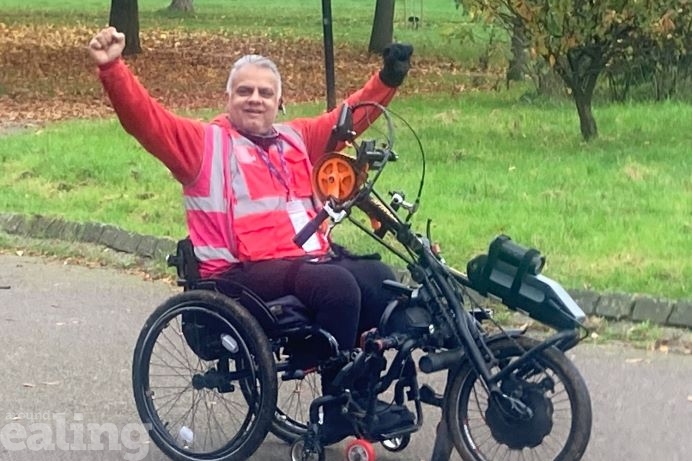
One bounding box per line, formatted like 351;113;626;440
183;123;330;277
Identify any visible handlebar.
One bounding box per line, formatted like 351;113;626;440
292;207;330;248
364;335;402;354
295;102;428;266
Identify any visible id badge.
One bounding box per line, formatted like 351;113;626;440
287;199;321;253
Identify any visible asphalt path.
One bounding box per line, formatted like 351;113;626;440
1;254;690;461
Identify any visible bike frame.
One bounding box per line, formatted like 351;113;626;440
293;102;590;447
328;119;586;404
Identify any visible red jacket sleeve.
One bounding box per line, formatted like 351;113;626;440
287;73;397;164
98;59;205;185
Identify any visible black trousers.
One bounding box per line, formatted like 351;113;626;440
224;256;397;350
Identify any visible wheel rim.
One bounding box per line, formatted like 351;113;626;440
312;154;360;202
135;303;264;457
450;339;587;460
347;445;368;461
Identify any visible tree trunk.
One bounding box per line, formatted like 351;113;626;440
573;90;598;140
368;0;396;54
168;0;194;12
109;0;141;56
506;17;529;85
555;49;603;141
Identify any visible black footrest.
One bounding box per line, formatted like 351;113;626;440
420;384;443;407
381;423;419;440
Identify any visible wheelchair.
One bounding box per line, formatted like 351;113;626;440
132;238;339;461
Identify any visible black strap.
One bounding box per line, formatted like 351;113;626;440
510;248;541;298
479;235;509;294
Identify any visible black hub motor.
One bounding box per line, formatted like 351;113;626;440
486;380;554;449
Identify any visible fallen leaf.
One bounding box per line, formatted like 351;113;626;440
22;383;35;388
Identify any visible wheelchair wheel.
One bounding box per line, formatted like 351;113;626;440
271;365;321;443
132;290;277;461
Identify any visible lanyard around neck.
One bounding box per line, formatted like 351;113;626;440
255;141;291;194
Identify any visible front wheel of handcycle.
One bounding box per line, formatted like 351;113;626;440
444;336;592;461
132;290;278;461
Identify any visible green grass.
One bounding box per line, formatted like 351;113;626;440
2;0;691;301
2;93;690;299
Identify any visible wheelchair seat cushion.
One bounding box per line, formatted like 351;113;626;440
265;295;312;330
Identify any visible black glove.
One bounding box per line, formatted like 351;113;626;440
379;43;414;87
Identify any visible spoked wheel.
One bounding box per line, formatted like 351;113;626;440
271;367;321;443
132;290;277;461
444;336;592;461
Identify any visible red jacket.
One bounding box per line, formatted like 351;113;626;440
98;58;398;271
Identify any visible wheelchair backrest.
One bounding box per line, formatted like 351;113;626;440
167;237;315;337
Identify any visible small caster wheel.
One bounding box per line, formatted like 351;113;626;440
290;436;325;461
381;434;410;452
345;438;376;461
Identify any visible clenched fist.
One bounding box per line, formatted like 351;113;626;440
88;27;126;66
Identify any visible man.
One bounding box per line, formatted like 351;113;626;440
89;27;413;443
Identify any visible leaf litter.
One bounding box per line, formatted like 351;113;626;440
0;24;500;127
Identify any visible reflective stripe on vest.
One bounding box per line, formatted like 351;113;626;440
193;245;237;263
234;196;315;219
183;125;226;213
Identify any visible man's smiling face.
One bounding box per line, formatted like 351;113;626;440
227;63;281;136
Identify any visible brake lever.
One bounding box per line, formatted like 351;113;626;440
389;191;416;213
324;200;348;223
322;200;348;239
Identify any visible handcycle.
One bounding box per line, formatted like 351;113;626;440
131;102;592;461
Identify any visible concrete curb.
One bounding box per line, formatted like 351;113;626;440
2;212;691;329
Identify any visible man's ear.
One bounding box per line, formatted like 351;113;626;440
279;97;286;115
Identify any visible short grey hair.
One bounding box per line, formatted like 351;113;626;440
226;54;282;98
